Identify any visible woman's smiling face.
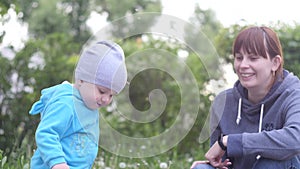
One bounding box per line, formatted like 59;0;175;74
234;49;275;90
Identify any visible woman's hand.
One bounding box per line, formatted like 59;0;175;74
52;163;70;169
205;139;231;168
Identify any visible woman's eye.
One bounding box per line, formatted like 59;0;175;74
235;56;242;60
249;56;259;60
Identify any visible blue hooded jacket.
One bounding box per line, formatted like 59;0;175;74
29;82;99;169
210;70;300;168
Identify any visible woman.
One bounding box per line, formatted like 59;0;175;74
191;26;300;169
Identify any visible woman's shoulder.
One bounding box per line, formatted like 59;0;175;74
211;88;236;109
214;88;235;99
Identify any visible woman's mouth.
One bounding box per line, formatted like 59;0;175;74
240;73;255;80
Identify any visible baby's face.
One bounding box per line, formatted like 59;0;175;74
77;80;116;110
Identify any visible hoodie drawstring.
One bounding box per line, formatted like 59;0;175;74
256;103;264;160
236;98;242;125
258;104;264;133
235;98;264;159
235;98;265;129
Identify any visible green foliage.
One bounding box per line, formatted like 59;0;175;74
0;149;30;169
94;146;209;169
26;0;91;42
0;147;208;168
0;0;20;16
27;0;70;38
94;37;213;166
96;0;162;21
2;0;300;168
95;0;162;39
0;33;78;157
276;23;300;76
1;1;216;167
215;23;300;76
185;5;224;79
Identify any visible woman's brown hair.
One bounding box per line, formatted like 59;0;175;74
232;26;284;78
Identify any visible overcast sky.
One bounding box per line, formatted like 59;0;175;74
2;0;300;49
162;0;300;27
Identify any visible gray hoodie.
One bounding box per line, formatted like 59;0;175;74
210;70;300;168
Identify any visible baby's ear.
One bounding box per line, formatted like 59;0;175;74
74;79;83;87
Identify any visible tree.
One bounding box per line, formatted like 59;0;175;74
0;34;78;157
215;23;300;76
96;0;162;21
27;0;70;38
94;0;162;39
26;0;90;43
185;5;223;79
0;52;14;153
97;5;225;157
276;23;300;76
179;5;224;154
0;0;164;159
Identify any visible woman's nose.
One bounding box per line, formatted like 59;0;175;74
240;58;249;68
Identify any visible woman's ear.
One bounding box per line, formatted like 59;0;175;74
271;55;281;71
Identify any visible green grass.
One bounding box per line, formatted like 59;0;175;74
0;145;208;169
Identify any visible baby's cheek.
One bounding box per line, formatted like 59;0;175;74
107;99;113;105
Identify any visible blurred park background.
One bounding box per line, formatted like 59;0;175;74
1;0;300;168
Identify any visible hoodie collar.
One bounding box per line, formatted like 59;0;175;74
233;70;298;126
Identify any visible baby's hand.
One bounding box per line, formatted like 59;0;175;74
190;160;210;169
52;163;70;169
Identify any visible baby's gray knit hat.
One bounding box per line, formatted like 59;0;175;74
75;41;127;94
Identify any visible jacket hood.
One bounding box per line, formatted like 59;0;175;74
232;70;300;124
29;81;73;116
